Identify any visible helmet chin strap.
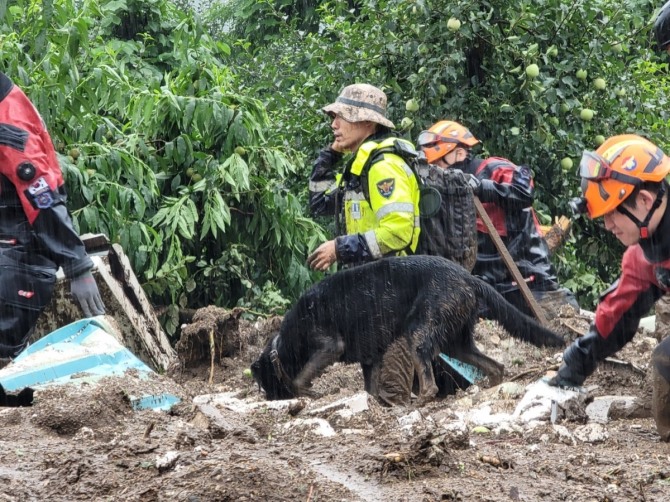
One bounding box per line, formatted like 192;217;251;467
616;183;666;239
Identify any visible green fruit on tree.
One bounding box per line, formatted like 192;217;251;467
499;104;513;113
439;84;448;95
615;88;626;97
186;167;195;177
400;117;414;129
593;78;607;90
191;173;203;182
594;135;606;146
560;157;573;170
611;42;623;53
510;127;520;136
576;69;588;80
548;116;560;126
580;108;594;121
447;18;461;32
405;99;420;112
547;45;558;58
525;64;540;79
68;147;80;160
234;146;247;156
560;103;570;113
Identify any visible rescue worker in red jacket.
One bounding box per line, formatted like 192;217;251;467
0;71;105;359
307;83;420;271
548;134;670;441
418;120;578;318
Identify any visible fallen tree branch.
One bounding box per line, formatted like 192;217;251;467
509;365;559;381
208;328;215;385
603;357;647;376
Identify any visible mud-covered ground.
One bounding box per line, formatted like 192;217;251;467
1;306;669;502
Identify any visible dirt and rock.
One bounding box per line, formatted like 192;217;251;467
1;306;669;502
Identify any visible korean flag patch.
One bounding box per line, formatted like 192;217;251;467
26;176;54;209
376;178;396;198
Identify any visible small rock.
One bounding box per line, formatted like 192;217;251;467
574;423;609;443
552;424;576;445
155;451;180;472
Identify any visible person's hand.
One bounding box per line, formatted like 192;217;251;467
466;173;482;197
307;240;337;271
330;140;348;153
70;271;106;317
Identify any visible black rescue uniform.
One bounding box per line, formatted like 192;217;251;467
0;72;93;357
456;155;578;317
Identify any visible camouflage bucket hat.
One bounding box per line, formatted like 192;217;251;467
322;84;395;129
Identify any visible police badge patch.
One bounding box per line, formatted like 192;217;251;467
376;178;395;198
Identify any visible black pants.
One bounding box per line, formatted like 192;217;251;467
0;257;56;358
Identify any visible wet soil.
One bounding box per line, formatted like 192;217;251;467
1;308;669;502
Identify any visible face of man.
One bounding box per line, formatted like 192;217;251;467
330;115;376;153
433;147;467;169
602;190;665;246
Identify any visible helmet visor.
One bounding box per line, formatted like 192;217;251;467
417;130;460;148
579;151;612;180
579;150;641;185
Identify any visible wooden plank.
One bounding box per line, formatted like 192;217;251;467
32;241;177;372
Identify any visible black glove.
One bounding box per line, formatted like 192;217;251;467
546;364;586;388
466;173;482;197
655;267;670;289
70;270;105;317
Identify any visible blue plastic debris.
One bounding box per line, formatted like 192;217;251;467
0;318;180;411
439;353;486;384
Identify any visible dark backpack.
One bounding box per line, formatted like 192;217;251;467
361;140;478;272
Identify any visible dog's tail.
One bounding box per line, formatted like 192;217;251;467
472;278;565;348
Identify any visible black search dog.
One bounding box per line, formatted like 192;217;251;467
252;255;564;404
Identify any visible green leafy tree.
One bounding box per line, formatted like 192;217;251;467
218;0;670;308
0;0;327;335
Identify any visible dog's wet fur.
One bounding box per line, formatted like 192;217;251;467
252;255;564;403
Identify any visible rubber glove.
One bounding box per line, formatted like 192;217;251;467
70;270;105;317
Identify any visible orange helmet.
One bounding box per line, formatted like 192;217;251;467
579;134;670;218
417;120;480;164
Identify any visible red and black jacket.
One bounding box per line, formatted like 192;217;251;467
459;156;558;293
0;72;92;279
560;198;670;384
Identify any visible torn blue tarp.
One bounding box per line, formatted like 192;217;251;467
439;353;486;384
0;318;179;411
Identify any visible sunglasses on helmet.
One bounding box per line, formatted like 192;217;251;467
417;130;461;148
579;150;642;185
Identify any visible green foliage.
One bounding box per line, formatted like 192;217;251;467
218;0;670;309
0;0;327;334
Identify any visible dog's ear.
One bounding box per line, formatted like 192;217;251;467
0;384;34;407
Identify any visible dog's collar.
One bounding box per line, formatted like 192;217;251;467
270;335;293;390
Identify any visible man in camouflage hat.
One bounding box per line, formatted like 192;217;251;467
307;84;420;272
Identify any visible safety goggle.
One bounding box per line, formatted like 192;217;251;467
417;130;461;148
579;150;641;186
